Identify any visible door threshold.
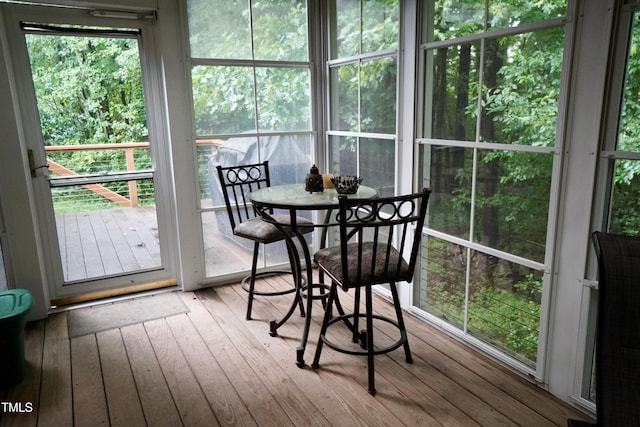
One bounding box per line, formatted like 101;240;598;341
50;279;178;308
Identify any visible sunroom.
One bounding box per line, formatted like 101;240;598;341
0;0;633;419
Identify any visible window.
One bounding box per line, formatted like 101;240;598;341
327;0;399;198
186;0;315;279
605;11;640;237
415;0;568;371
584;1;640;404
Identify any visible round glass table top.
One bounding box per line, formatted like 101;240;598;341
250;183;378;209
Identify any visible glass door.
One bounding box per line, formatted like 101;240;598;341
3;4;176;301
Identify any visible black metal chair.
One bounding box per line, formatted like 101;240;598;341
568;232;640;426
216;161;313;320
311;189;430;394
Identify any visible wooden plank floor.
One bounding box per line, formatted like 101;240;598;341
0;275;595;427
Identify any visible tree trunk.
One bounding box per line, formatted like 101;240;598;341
480;38;503;288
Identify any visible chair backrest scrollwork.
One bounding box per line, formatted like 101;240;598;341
335;188;431;289
216;161;271;232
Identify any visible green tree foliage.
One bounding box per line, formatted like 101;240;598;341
610;15;640;235
27;34;147;147
423;237;543;365
189;0;310;135
331;0;398;137
430;3;565;263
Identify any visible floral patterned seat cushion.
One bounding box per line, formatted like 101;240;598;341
234;214;313;244
314;242;410;289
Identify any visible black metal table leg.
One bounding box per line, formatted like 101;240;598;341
269;223;306;337
295;224;316;368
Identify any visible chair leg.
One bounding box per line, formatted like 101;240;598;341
365;286;376;395
312;282;337;369
353;287;362;344
333;285;360;339
390;282;412;363
246;242;260;320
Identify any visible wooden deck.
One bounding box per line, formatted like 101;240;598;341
56;206;253;283
57;206;163;282
0;274;594;427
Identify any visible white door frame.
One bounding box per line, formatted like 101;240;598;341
2;2;179;301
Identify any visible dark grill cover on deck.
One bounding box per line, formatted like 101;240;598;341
209;134;311;250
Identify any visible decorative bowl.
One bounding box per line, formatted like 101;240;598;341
330;175;362;194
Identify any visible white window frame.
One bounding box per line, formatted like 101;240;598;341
184;0;321;284
573;0;640;411
324;0;401;196
410;1;576;381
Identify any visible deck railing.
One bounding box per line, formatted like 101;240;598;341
44;140;220;207
46;142;149;207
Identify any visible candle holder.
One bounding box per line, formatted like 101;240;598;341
304;164;324;193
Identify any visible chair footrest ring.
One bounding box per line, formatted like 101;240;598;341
241;270;305;296
319;313;407;357
299;282;331;301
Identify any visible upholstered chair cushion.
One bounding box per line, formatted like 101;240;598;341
234;214;313;243
314;242;410;289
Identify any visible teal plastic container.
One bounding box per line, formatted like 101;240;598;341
0;289;33;387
